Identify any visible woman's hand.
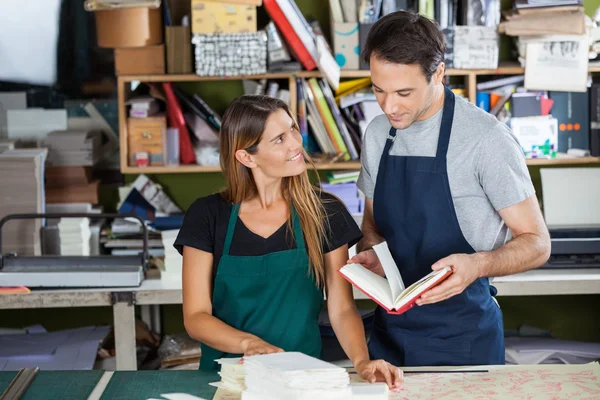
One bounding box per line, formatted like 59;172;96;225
355;359;403;390
240;336;284;356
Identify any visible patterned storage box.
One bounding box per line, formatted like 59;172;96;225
192;31;267;77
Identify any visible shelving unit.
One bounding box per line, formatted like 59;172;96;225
117;63;600;175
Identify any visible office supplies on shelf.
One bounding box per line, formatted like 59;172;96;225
339;241;453;314
0;213;148;288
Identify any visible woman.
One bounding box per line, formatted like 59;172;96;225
174;95;402;389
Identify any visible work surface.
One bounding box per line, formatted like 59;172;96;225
2;363;599;400
2;268;600;310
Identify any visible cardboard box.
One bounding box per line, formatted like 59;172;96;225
166;26;193;74
191;0;257;34
94;7;163;48
115;45;165;75
332;22;359;70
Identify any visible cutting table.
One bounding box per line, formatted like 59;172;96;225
2;363;600;400
0;370;220;400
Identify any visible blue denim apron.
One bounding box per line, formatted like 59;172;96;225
368;86;504;366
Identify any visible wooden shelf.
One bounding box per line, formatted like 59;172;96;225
525;156;600;166
117;66;600;175
120;158;599;174
121;162;362;174
118;63;600;84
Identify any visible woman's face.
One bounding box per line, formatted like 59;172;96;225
252;108;306;178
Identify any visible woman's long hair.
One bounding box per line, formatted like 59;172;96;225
219;95;328;288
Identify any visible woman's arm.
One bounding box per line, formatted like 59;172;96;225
325;245;402;389
182;245;283;356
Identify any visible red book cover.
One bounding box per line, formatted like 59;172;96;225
162;82;196;165
263;0;316;70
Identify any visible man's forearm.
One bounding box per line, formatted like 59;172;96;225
477;232;551;278
357;227;385;253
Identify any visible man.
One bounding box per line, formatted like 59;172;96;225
348;11;551;367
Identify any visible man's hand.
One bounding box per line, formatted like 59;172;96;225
240;336;283;356
355;359;403;390
416;253;484;306
347;249;384;277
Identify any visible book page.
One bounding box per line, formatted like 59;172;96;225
339;263;393;309
372;242;405;300
394;267;452;309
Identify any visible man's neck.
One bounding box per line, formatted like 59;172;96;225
416;83;445;122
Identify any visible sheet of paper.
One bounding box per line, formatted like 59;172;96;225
373;242;405;299
540;168;600;229
388;363;600;399
0;326;110;371
525;37;589;92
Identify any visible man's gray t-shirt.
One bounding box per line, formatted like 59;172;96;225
357;94;536;253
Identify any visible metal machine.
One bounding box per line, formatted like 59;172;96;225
0;213;148;288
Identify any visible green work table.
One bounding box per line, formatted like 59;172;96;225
0;370;220;400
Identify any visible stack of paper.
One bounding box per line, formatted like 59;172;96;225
44;130;102;166
57;217;91;256
241;352;352;400
0;149;47;256
210;358;246;392
161;229;182;276
505;337;600;365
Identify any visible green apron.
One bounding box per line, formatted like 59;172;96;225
199;203;324;370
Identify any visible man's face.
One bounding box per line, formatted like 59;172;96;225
370;55;442;130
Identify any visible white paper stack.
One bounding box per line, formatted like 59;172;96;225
0;149;47;256
57;217;91;256
505;337;600;365
161;229;182;276
241;352;352;400
209;357;246;392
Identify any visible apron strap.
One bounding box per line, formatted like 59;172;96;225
223;202;240;256
434;85;456;159
291;206;306;250
384;126;397;155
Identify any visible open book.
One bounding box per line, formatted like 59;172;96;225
339;242;453;315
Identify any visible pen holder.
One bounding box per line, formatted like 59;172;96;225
166;25;193;74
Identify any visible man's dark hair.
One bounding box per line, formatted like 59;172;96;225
361;11;446;82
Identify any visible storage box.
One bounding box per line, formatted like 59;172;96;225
332;22;359;70
127;116;167;166
191;0;257;34
166;26;193;74
192;32;267;76
93;7;163;48
115;45;165;75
